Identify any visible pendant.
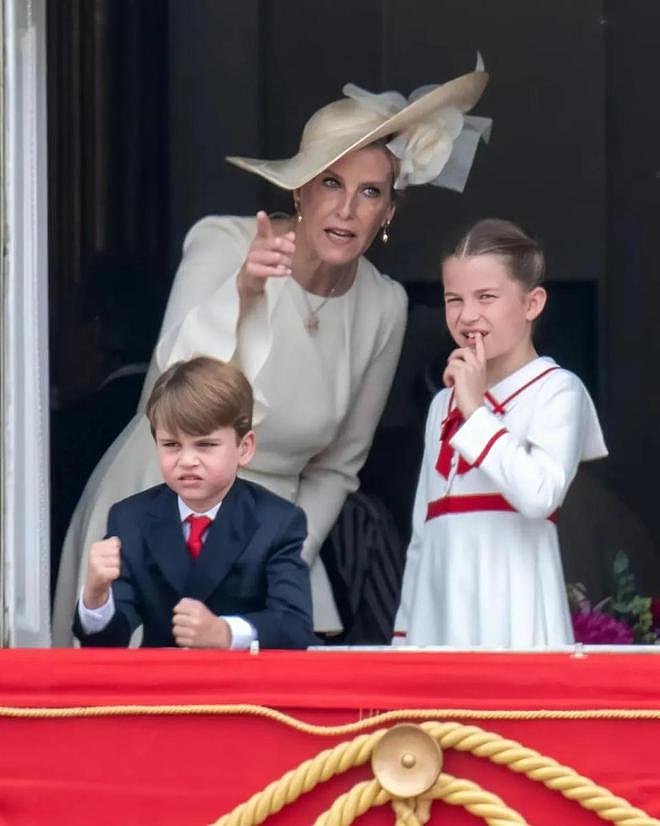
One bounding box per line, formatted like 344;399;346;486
304;313;320;335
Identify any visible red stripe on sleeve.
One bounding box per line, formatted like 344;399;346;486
473;428;507;467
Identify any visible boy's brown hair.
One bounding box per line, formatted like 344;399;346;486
146;356;253;441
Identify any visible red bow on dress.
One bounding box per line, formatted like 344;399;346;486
435;406;472;479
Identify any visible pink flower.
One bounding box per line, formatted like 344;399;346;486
571;611;634;645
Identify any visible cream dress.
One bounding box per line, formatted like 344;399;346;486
393;357;607;648
53;216;407;644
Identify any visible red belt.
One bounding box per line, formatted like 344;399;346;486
426;493;559;524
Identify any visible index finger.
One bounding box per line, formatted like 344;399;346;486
474;332;486;364
447;347;469;363
255;210;274;239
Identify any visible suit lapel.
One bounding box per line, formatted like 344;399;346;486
184;479;259;602
143;486;191;596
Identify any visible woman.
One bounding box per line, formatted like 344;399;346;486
53;67;490;643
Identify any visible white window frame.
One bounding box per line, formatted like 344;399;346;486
1;0;50;646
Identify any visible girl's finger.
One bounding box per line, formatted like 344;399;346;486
460;348;479;368
448;350;476;369
474;332;486;363
447;348;468;364
442;366;455;387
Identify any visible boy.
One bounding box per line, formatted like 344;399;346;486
73;356;315;649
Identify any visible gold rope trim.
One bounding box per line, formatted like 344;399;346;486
314;773;528;826
1;703;656;823
1;704;660;731
209;719;660;826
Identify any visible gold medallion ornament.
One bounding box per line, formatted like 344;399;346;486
371;723;442;798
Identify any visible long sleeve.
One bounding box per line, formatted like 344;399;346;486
152;215;291;422
155;216;255;370
73;505;142;647
76;587;115;633
450;370;608;519
296;281;408;567
241;505;316;649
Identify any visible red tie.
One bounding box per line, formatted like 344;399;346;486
185;515;212;559
435;406;472;479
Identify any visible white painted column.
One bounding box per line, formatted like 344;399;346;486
1;0;51;646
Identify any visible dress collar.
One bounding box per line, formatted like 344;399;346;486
485;356;557;413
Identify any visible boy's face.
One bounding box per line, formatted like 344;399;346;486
155;426;256;512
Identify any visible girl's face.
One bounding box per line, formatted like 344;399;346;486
294;145;395;267
442;254;546;364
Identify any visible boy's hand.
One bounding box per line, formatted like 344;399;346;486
172;598;232;649
82;537;121;609
443;332;487;419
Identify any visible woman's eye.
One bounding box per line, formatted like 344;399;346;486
322;176;341;188
445;297;461;305
362;186;381;198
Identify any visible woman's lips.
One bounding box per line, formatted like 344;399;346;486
324;227;356;244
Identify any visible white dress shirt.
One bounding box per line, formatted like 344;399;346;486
77;496;257;649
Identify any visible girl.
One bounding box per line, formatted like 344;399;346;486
394;219;607;648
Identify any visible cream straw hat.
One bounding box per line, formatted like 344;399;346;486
226;65;491;193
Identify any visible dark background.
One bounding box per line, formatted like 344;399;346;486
48;1;660;601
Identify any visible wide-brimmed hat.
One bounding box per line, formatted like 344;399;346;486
226;68;490;192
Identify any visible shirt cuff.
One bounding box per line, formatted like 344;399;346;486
78;587;115;634
450;406;508;467
222;616;258;650
391;631;408;647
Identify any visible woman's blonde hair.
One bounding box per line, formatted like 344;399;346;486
446;218;545;290
146;356;253;441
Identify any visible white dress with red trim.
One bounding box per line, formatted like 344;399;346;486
393;356;607;648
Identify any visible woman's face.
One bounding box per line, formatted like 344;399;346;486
294;145;396;266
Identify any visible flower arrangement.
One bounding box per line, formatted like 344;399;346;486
567;550;660;645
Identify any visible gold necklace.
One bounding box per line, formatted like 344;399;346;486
299;271;351;335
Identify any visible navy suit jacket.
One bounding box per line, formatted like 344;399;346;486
73;478;316;649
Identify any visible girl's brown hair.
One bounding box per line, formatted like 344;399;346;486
445;218;545;290
146;356;253;441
